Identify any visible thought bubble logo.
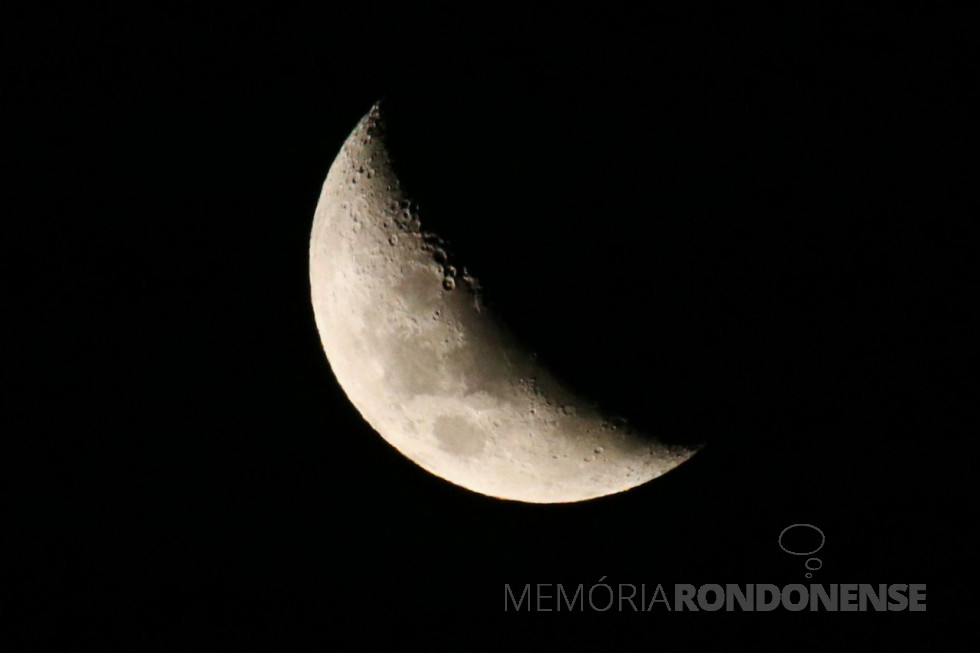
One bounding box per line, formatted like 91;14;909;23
778;523;825;579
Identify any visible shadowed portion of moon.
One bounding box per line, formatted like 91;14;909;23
377;88;744;451
310;103;700;503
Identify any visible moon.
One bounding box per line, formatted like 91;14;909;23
309;103;699;503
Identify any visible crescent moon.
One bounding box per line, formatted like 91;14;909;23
309;103;699;503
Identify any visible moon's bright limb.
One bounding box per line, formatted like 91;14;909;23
309;103;699;503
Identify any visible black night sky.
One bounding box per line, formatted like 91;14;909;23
5;5;973;649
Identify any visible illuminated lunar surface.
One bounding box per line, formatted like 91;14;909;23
309;103;699;502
